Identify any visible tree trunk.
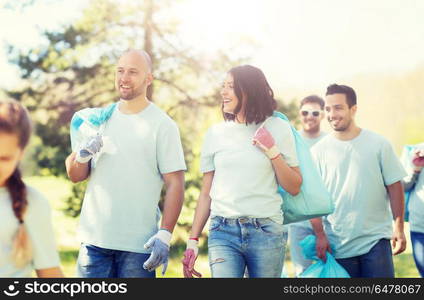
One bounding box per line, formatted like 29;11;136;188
144;0;154;100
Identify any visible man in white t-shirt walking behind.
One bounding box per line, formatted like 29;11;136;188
311;84;407;277
65;50;186;278
288;95;327;276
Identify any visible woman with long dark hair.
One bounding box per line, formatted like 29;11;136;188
0;99;63;277
182;65;302;278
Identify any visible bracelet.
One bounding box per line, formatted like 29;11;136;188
189;237;199;241
270;154;280;160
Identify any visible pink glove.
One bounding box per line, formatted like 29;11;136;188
252;127;280;159
412;148;424;172
182;239;202;278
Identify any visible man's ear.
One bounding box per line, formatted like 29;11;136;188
146;73;154;86
351;104;358;115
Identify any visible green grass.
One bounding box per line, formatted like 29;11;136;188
24;176;421;278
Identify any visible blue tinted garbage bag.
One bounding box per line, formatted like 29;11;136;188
299;260;325;278
272;111;334;224
321;253;350;278
400;144;417;222
70;103;116;151
298;235;350;278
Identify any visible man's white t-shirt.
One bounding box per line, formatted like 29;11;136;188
201;117;298;223
78;102;187;253
311;129;406;259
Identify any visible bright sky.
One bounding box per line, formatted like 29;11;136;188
176;0;424;92
1;0;424;93
0;0;86;88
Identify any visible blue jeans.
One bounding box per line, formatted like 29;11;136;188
208;216;286;278
288;225;314;276
336;239;394;278
76;243;156;278
411;231;424;277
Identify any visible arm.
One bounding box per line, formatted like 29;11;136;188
271;157;302;195
386;181;407;255
160;170;185;233
182;171;214;278
310;217;331;261
142;170;185;275
65;152;91;183
36;267;64;278
189;171;214;239
65;134;104;183
252;126;302;195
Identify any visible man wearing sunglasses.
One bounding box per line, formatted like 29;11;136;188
288;95;328;276
298;95;326;144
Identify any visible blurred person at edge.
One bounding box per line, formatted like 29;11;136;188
401;143;424;277
310;84;407;277
288;95;328;277
0;99;63;277
182;65;302;278
65;50;186;278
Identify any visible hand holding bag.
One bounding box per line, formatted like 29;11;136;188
271;111;334;225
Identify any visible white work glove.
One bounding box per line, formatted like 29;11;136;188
75;134;103;164
143;229;172;275
252;127;280;160
412;148;424;173
182;239;202;278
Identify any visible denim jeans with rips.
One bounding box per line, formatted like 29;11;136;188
208;216;286;278
411;231;424;277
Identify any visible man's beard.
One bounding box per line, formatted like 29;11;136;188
332;119;351;132
118;81;147;100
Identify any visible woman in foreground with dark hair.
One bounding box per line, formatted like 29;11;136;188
0;98;63;277
182;65;302;278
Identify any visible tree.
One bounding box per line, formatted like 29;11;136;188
6;0;299;221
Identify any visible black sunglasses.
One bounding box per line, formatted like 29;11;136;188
301;110;321;117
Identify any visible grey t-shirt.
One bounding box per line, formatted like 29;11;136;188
201;117;298;224
78;102;187;253
0;186;60;277
311;129;406;259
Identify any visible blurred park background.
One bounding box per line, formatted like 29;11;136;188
0;0;423;277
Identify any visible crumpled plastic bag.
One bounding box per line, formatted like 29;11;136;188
69;103;117;168
298;235;350;278
70;103;116;152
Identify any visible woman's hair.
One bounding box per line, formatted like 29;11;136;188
0;99;33;267
223;65;277;124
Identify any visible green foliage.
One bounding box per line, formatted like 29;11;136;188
276;98;300;126
6;0;299;221
64;181;87;217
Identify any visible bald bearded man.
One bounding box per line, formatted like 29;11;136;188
65;50;186;278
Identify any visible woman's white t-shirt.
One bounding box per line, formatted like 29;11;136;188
201;117;298;223
0;185;60;277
